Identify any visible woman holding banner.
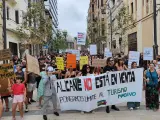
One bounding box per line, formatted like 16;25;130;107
144;62;159;111
103;57;120;113
127;62;140;110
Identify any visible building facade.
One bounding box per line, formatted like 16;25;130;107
0;0;28;57
44;0;58;35
87;0;107;54
105;0;160;55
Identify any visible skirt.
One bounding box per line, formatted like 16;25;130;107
145;84;159;109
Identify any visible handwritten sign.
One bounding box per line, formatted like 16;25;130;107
143;48;153;60
56;57;64;70
90;45;97;55
0;63;15;96
92;59;106;67
26;54;40;75
0;49;12;61
80;56;88;70
104;52;112;58
66;54;76;68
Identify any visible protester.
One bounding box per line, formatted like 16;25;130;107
144;62;159;111
42;69;59;120
115;58;127;71
65;68;76;78
10;76;26;120
103;57;120;113
127;62;140;110
15;65;28;112
0;85;3;120
27;73;36;104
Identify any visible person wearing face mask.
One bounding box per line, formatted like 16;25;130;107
103;57;120;113
42;69;59;120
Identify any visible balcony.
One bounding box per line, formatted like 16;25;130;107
6;19;19;32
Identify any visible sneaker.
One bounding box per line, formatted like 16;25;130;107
54;112;59;116
136;107;140;109
43;115;47;120
12;118;16;120
106;106;110;113
129;107;133;110
111;105;120;111
81;111;84;114
30;99;36;102
25;108;29;113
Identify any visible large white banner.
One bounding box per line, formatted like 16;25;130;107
55;68;143;112
77;32;86;45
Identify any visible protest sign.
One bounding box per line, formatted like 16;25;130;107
92;59;106;67
143;47;153;60
0;63;15;96
0;49;12;61
128;51;140;68
55;68;143;112
104;51;112;58
80;56;88;70
90;45;97;55
104;48;110;52
66;54;76;68
26;54;40;75
56;57;64;70
77;32;86;45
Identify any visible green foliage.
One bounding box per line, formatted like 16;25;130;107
50;30;67;51
16;1;52;45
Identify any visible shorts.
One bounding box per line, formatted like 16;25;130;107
13;95;24;103
27;83;36;92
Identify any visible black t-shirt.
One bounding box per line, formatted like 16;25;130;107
103;65;117;73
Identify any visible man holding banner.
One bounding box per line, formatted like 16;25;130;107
103;57;120;113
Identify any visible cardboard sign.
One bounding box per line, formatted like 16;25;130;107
0;49;12;61
66;54;76;68
26;54;40;75
92;59;106;67
80;56;88;70
56;57;64;70
66;49;80;60
143;47;153;60
0;63;15;96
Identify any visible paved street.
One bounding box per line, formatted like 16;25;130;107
2;91;160;120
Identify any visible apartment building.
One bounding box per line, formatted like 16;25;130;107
87;0;107;54
0;0;28;57
106;0;160;54
44;0;58;35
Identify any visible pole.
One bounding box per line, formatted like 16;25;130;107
110;9;112;50
153;0;158;59
2;0;7;49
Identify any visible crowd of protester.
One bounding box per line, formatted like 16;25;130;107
0;52;160;120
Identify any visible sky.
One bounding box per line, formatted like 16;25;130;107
58;0;90;37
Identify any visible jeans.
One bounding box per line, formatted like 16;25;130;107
127;102;140;108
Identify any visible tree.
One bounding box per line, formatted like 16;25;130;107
49;30;67;52
16;0;52;45
115;5;133;52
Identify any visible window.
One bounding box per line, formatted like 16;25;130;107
7;7;9;20
92;14;95;21
101;0;103;7
112;0;115;6
92;4;94;12
101;24;105;36
146;0;149;14
131;2;133;14
15;10;19;24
